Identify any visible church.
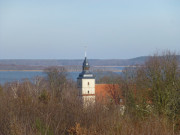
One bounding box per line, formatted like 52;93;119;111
77;56;96;106
77;56;123;106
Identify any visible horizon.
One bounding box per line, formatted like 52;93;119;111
0;53;180;60
0;55;146;60
0;0;180;59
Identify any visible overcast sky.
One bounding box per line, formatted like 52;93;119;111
0;0;180;59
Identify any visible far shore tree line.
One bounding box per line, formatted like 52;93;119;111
0;50;180;135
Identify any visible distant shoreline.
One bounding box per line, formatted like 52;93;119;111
0;70;44;72
0;69;123;72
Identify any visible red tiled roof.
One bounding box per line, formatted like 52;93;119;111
95;84;152;105
95;84;124;104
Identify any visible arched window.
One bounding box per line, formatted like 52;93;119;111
88;91;89;94
88;82;89;86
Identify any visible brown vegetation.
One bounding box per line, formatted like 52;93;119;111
0;51;180;135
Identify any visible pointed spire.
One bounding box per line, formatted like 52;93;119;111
83;56;90;71
77;49;95;79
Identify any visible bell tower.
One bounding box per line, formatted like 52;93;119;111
77;55;95;106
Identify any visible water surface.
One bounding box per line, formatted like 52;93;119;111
0;67;124;84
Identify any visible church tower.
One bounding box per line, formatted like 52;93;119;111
77;56;95;106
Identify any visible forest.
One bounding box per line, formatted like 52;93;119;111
0;51;180;135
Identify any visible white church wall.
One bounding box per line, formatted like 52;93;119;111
81;79;95;94
77;79;95;95
82;87;95;95
82;96;95;106
82;79;95;88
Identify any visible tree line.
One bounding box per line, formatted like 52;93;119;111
0;51;179;135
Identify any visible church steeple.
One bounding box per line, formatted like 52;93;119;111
83;57;90;71
77;52;95;107
77;55;94;79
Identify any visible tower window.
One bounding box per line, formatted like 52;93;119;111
88;82;89;85
88;91;89;94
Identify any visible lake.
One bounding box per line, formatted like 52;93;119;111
0;70;122;85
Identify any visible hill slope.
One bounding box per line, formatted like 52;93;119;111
0;56;179;71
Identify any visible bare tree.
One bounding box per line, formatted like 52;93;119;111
10;81;20;98
124;51;180;133
44;66;68;98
